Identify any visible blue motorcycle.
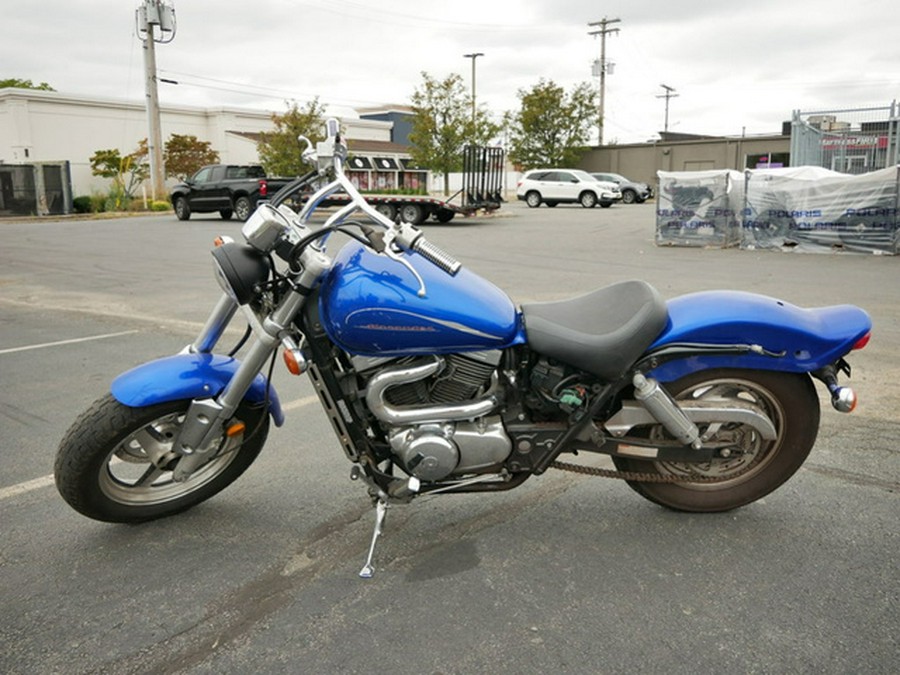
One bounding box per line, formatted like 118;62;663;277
55;121;872;577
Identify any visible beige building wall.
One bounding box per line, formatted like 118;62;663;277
0;89;391;196
578;135;791;190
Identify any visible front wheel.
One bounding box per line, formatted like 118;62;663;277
173;196;191;221
579;191;598;208
54;395;269;523
612;369;820;513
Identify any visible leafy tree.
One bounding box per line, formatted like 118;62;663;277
257;99;327;177
163;134;219;180
0;78;54;91
89;140;150;207
409;72;499;195
505;79;598;170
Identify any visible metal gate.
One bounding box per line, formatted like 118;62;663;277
461;145;505;208
0;162;72;216
790;103;900;175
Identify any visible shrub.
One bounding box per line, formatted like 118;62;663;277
150;200;171;212
73;196;92;213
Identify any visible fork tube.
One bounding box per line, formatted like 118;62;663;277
190;293;239;354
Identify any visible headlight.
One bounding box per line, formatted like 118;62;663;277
211;241;271;305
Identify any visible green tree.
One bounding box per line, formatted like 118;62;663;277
257;99;327;176
163;134;219;180
409;72;499;195
0;78;55;91
89;140;150;208
505;79;598;170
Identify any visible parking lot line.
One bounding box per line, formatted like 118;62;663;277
0;396;319;503
0;330;139;356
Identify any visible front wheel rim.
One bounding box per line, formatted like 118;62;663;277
99;411;243;505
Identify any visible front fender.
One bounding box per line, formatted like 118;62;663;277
647;291;871;382
110;353;285;426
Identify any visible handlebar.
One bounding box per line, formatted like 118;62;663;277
272;120;463;285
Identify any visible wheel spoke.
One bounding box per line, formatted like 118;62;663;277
133;464;166;488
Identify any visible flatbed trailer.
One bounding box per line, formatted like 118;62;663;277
315;191;498;224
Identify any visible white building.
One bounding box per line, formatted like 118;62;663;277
0;88;405;211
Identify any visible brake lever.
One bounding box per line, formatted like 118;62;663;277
382;228;427;298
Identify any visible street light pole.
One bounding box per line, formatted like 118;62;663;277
463;52;483;127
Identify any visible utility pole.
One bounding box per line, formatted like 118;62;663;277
657;83;679;134
587;17;620;146
463;52;484;127
137;0;176;201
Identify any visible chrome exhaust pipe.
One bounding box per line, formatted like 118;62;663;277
365;357;497;425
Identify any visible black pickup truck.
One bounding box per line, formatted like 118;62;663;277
170;165;292;221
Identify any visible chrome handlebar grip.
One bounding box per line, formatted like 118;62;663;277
412;237;462;276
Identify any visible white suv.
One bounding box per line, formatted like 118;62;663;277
516;169;622;208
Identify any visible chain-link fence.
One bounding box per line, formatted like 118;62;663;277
790;103;900;175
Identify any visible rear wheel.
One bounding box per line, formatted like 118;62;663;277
375;203;397;221
525;191;542;208
219;209;233;220
434;208;455;223
399;203;426;225
612;369;819;512
55;395;269;523
234;196;253;222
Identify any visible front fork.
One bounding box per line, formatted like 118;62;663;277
172;252;330;481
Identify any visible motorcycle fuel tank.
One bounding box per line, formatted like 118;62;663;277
318;242;524;355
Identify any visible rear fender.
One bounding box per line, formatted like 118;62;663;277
110;353;285;426
647;291;871;382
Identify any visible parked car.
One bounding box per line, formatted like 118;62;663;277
590;172;653;204
170;165;293;222
516;169;622;208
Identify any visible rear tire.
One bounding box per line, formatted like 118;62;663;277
525;191;542;208
399;203;426;225
234;196;253;222
612;369;819;513
375;203;397;221
219;209;233;220
54;395;269;523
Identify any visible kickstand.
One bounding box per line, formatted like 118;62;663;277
358;499;388;579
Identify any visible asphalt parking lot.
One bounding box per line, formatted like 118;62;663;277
1;201;897;674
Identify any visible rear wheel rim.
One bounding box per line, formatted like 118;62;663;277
650;377;784;489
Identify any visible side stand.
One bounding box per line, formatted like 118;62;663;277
358;499;388;579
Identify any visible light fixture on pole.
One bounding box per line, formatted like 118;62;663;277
463;52;484;127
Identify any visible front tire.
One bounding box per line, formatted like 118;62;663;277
579;191;598;208
54;395;269;523
173;196;191;221
612;369;819;513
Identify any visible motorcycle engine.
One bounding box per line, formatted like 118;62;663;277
356;352;512;482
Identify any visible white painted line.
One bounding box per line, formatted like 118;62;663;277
0;475;55;501
0;330;140;355
0;395;319;503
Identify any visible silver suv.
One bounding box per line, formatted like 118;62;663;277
516;169;622;208
590;172;653;204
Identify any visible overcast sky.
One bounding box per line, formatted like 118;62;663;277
3;0;899;144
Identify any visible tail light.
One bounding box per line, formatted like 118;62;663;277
852;332;871;350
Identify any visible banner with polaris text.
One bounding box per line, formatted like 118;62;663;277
656;166;900;255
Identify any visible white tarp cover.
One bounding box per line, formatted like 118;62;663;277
656;166;900;254
741;165;900;254
656;170;743;248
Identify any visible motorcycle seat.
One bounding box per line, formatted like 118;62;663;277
521;280;668;381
